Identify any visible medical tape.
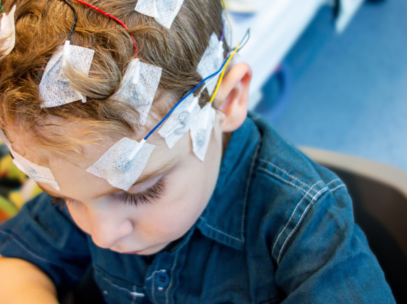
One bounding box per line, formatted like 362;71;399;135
86;137;155;191
135;0;184;29
190;102;216;162
0;131;60;190
158;94;200;149
40;40;95;108
111;58;162;126
197;32;224;96
0;5;16;59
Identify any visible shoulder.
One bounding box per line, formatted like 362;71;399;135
247;113;350;259
249;113;346;200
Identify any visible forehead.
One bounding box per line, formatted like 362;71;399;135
6;94;189;198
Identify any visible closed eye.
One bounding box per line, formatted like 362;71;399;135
51;176;166;208
117;176;166;207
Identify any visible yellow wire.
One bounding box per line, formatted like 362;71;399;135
209;43;240;103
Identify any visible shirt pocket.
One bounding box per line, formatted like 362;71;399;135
93;266;146;304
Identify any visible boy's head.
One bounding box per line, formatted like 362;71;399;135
0;0;252;255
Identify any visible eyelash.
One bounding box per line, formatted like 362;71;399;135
51;177;166;208
119;177;166;207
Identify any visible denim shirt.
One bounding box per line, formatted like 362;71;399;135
0;113;396;304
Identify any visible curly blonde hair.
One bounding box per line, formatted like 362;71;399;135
0;0;225;160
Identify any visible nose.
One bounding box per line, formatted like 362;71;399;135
86;207;133;249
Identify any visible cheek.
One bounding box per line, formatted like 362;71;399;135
140;155;219;239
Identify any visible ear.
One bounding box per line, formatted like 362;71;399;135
215;63;252;132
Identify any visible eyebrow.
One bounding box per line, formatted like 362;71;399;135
39;160;175;201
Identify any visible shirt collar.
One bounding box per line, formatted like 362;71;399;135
197;115;261;250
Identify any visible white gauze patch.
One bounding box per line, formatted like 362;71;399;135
0;131;60;190
111;58;162;126
86;138;155;191
0;5;16;59
190;102;216;162
40;41;95;108
135;0;184;29
158;94;200;149
197;33;225;96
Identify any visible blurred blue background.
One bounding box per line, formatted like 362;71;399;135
254;0;407;172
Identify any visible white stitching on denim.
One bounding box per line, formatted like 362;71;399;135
271;181;322;257
132;286;136;304
326;179;340;187
257;167;312;198
165;250;180;304
100;276;145;297
150;259;161;304
241;143;261;242
131;285;145;303
199;217;243;242
259;160;316;192
146;269;161;281
329;184;345;193
0;230;80;280
277;186;329;264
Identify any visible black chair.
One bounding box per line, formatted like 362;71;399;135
301;146;407;304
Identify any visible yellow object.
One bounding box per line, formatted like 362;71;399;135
209;43;240;104
9;191;24;210
0;154;27;183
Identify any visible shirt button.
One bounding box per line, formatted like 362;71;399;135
155;270;170;290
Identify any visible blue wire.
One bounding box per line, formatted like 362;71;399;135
144;55;231;140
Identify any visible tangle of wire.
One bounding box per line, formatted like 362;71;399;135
59;0;250;141
145;30;250;140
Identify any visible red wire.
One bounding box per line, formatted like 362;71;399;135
72;0;138;56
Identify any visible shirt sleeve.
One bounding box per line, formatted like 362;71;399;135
274;185;396;304
0;192;91;292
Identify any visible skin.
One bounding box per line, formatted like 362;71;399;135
7;63;252;256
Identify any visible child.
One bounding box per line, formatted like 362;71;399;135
0;0;396;303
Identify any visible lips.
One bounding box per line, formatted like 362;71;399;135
123;250;142;254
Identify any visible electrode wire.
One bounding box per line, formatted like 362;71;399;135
72;0;138;55
61;0;77;41
144;55;231;140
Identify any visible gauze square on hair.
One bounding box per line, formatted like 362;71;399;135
40;44;95;108
135;0;184;29
190;103;216;162
158;94;200;149
0;5;16;59
86;138;155;191
197;33;225;96
111;58;162;126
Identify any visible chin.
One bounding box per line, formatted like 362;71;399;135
116;243;168;256
137;244;168;256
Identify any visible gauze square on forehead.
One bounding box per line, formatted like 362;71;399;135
0;131;60;190
190;103;216;162
197;33;224;96
0;5;16;59
158;94;200;149
40;44;95;108
86;138;155;191
135;0;184;29
11;149;60;191
111;58;162;126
